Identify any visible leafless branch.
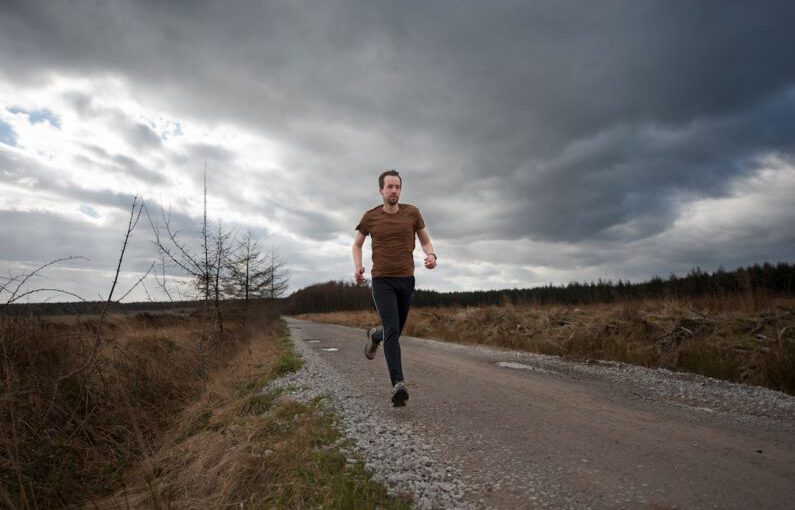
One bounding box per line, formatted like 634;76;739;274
1;256;88;305
153;255;175;302
144;202;203;278
60;194;144;382
141;281;155;302
100;195;144;322
115;261;155;303
0;288;87;308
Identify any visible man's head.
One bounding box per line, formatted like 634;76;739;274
379;169;402;206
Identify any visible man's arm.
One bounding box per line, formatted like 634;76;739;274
416;228;437;269
352;230;367;283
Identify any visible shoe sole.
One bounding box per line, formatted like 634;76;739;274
391;388;409;407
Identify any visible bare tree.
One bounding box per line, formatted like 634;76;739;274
211;221;235;340
265;249;289;299
226;235;289;300
225;230;260;298
145;168;233;380
225;229;271;324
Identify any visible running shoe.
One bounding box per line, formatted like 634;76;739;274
364;327;379;360
391;381;409;407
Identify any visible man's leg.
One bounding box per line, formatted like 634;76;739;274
396;276;415;336
371;278;404;386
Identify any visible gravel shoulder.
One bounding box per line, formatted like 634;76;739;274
276;318;795;509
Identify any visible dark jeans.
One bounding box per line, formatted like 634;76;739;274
371;276;415;386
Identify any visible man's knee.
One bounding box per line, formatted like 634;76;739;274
381;322;400;335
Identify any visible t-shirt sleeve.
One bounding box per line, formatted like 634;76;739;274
414;208;426;231
355;212;369;236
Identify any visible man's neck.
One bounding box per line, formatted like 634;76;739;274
382;202;399;214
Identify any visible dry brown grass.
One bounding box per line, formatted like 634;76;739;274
296;296;795;395
93;321;410;510
2;301;411;509
0;302;278;508
95;328;410;508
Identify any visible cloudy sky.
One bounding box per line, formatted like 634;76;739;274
1;1;794;302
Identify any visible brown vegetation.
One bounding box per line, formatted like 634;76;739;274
0;303;271;507
296;295;795;395
1;301;411;509
93;315;409;510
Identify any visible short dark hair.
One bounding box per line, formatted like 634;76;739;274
379;169;401;189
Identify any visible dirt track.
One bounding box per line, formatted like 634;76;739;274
286;318;794;509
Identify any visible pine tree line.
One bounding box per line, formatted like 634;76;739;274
283;261;794;314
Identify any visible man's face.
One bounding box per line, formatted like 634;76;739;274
380;176;401;205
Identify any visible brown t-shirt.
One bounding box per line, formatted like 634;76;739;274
355;204;426;277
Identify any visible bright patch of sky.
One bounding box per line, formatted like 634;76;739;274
8;106;61;128
79;204;100;219
0;76;286;227
0;120;16;146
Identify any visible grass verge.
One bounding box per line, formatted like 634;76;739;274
92;321;411;509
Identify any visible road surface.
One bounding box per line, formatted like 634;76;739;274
286;318;794;509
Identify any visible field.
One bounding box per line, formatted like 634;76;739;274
296;295;795;395
0;302;410;509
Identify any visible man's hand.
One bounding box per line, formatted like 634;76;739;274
424;254;437;269
354;266;366;284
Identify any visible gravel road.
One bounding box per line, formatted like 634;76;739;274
273;318;795;509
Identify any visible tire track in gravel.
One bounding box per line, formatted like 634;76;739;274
285;318;795;509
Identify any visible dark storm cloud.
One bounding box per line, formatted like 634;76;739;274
1;0;794;292
4;0;792;245
475;86;795;243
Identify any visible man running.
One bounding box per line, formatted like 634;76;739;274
352;169;437;406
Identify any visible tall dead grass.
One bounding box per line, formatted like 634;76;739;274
296;295;795;395
93;320;410;510
0;301;280;508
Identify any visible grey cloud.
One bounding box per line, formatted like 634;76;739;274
111;154;167;184
4;1;792;182
0;209;155;275
3;1;794;143
74;146;168;185
428;86;795;244
273;200;345;242
1;150;147;212
63;90;93;115
1;0;794;293
186;143;234;164
128;122;162;149
60;89;163;150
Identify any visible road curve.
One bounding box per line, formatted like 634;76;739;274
286;318;795;509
